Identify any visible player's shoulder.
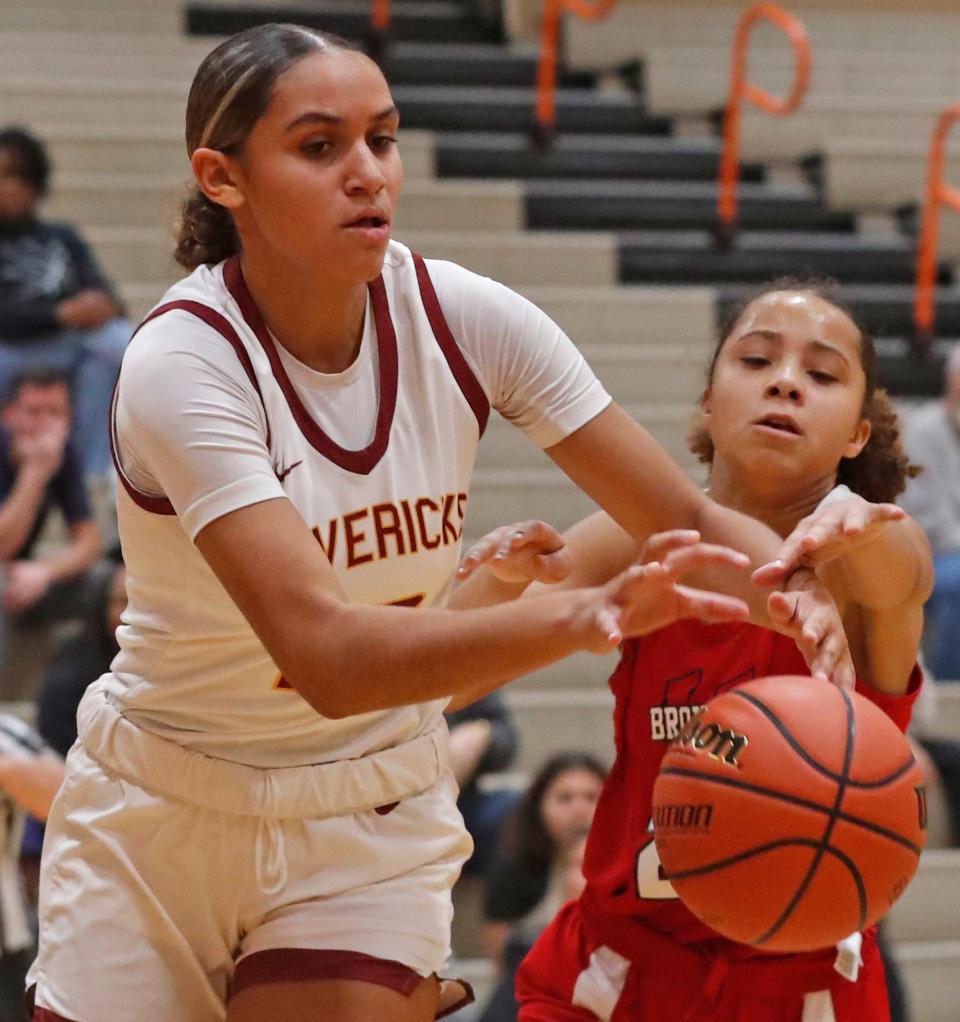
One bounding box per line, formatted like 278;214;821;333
383;237;513;307
124;263;242;373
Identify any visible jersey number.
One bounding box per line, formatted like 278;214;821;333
635;817;678;900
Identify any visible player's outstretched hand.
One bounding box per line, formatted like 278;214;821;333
767;568;855;690
576;537;751;653
753;498;904;586
456;520;571;585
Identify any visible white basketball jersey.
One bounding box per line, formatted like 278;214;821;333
107;243;491;767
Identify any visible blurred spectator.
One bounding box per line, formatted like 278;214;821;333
478;752;606;1022
900;345;960;680
0;714;62;1022
447;691;520;877
35;552;123;758
0;126;130;480
0;368;101;674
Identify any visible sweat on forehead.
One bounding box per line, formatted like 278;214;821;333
733;290;858;334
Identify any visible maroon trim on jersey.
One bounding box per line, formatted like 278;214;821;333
231;948;424;998
412;252;490;438
222;256;399;475
111;298;274;516
109;382;175;515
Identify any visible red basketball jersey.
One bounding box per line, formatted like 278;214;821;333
581;619;921;946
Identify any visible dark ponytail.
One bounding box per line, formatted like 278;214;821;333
175;189;240;271
175;22;361;270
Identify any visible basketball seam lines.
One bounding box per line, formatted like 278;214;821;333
730;689;915;789
663;835;868;907
657;767;923;855
752;688;863;944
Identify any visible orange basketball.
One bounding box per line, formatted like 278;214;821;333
651;675;927;952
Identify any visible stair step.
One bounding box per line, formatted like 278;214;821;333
434;132;761;183
886;849;960;943
390;84;671;136
893;940;960;1022
719;284;960;344
395;230;616;288
385;41;592;89
619;231;930;286
527;181;857;234
186;0;493;45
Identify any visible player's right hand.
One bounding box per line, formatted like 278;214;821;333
574;538;751;652
456;519;571;585
767;568;856;690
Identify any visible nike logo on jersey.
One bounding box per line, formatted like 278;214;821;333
275;460;303;482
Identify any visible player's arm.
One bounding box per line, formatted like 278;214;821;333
548;404;801;609
0;753;65;821
770;497;933;693
196;498;750;718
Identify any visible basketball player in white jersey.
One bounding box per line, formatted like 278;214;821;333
28;23;855;1022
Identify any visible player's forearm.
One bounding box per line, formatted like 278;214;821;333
694;499;783;624
278;589;592;718
447;569;532;610
0;467;50;560
836;518;934;612
0;754;65;820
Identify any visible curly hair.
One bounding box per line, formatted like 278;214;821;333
688;277;920;503
175;23;360;271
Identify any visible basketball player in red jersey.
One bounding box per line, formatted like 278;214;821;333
459;282;932;1022
26;25;857;1022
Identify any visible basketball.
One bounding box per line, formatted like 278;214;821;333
651;675;927;952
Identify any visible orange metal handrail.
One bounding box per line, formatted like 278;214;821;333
717;3;811;237
915;103;960;345
535;0;616;143
371;0;391;32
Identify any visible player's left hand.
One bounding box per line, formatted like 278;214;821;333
456;520;571;585
753;498;904;586
767;567;855;690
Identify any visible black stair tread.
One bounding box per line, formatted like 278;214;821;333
618;231;931;284
433;132;760;182
718;283;960;337
620;254;927;286
385;43;588;88
189;0;469;16
393;86;671;135
618;230;914;253
186;1;491;43
526;179;838;203
435;133;721;156
393;84;644;109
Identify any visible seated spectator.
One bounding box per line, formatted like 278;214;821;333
0;126;130;480
0;368;101;677
479;752;606;1022
900;344;960;680
447;691;520;878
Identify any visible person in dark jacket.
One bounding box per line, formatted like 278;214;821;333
0;126;130;479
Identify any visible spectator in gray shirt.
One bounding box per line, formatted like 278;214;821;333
901;344;960;679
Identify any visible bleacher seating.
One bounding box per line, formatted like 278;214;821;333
7;1;960;1017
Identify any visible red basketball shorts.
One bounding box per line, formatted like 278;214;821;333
516;900;890;1022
